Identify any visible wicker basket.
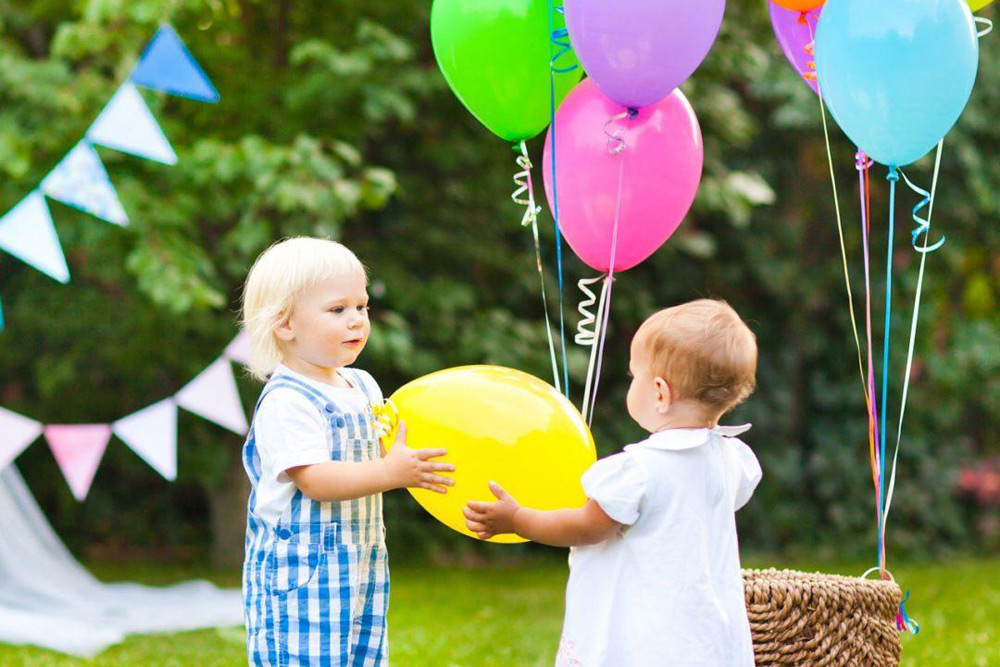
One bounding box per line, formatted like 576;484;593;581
742;569;902;667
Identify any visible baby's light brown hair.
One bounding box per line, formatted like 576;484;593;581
636;299;757;414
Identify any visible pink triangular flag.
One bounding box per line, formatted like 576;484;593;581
175;358;248;435
224;331;252;365
44;424;112;501
0;407;43;471
113;398;178;481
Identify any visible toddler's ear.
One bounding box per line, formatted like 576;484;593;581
274;311;295;342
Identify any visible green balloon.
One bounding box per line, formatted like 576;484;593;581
431;0;582;142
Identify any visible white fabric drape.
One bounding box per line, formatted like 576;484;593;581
0;465;242;656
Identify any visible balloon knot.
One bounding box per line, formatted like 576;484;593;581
626;108;639;120
797;12;809;26
855;151;873;171
887;166;900;182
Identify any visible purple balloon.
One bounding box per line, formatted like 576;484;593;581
565;0;726;109
768;3;821;95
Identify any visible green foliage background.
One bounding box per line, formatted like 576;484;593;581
0;0;996;566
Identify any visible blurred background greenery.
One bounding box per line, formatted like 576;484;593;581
0;0;996;574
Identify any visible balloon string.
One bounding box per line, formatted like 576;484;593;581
857;152;881;519
896;590;921;635
975;17;993;38
581;113;631;424
877;166;900;574
548;0;571;398
810;15;878;569
812;22;870;428
883;142;944;543
513;141;563;394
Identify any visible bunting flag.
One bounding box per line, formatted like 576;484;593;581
175;358;248;435
0;297;4;332
0;407;43;471
112;398;179;481
131;25;220;102
2;330;247;498
44;424;113;501
0;191;70;283
224;331;252;365
87;82;178;165
41;142;129;226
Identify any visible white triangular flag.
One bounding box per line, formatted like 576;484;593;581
0;191;70;283
112;398;178;481
224;331;252;365
41;142;129;226
87;82;178;165
0;407;43;471
175;358;248;435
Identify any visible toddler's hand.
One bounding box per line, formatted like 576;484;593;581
463;481;520;540
382;422;455;493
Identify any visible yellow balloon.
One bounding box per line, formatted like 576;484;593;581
383;366;596;543
968;0;993;11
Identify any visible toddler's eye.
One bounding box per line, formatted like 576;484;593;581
331;306;345;314
358;305;369;313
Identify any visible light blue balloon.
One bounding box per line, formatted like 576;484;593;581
815;0;980;167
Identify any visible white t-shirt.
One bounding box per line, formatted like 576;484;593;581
250;364;383;525
557;425;762;667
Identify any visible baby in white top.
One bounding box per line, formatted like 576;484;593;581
464;299;762;667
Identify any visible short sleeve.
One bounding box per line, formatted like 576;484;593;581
348;368;384;405
254;390;331;483
727;439;762;511
581;453;647;526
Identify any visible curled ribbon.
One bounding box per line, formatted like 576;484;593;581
604;109;638;156
371;398;399;445
976;17;993;38
575;275;605;346
512;141;542;229
897;169;945;254
896;590;921;635
801;13;819;83
550;5;578;74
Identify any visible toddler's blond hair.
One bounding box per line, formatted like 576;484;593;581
241;237;366;381
637;299;757;414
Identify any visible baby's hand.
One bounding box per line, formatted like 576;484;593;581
382;422;455;493
463;481;520;540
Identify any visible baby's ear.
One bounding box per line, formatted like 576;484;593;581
653;376;672;409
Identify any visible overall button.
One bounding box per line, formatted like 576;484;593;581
276;528;292;540
324;404;335;413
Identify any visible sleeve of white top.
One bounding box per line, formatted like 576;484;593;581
580;452;647;526
728;439;762;511
254;390;331;483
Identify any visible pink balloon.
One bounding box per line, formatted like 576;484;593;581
542;79;703;273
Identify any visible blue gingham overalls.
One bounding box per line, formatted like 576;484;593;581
242;369;389;667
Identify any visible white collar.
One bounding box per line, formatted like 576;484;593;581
626;423;752;452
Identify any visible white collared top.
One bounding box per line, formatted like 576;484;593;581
556;425;762;667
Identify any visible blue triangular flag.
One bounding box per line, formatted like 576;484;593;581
0;296;5;332
130;25;219;103
41;142;129;226
0;191;70;284
87;83;178;165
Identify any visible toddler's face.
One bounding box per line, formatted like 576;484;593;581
625;334;669;433
279;270;370;370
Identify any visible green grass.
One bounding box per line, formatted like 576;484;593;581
1;557;995;666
